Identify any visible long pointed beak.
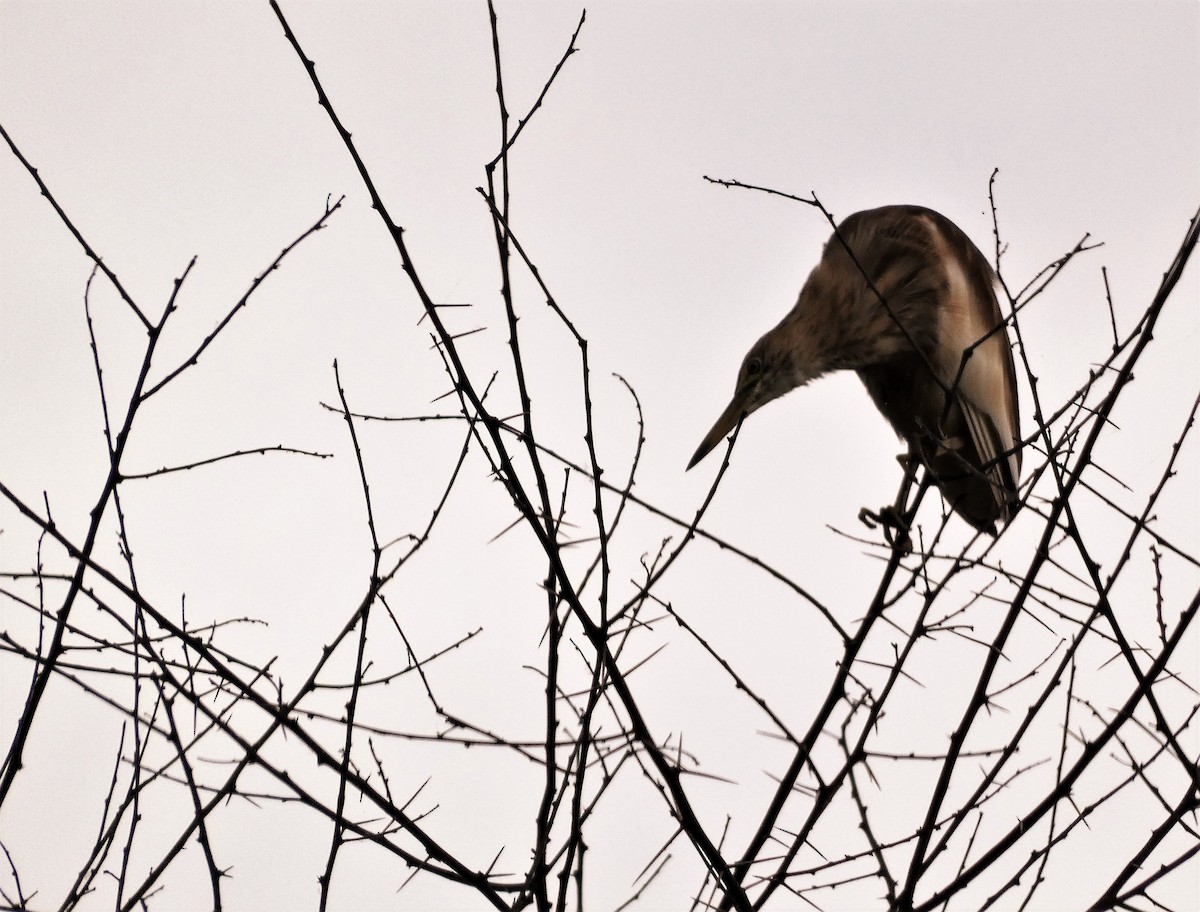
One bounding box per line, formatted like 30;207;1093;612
687;389;751;470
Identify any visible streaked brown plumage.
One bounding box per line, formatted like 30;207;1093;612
688;205;1021;534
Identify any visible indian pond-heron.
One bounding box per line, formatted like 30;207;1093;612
687;205;1022;535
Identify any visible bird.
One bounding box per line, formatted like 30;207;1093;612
687;204;1021;535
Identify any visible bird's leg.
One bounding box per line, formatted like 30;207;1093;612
858;452;921;553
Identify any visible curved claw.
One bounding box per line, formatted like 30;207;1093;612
859;504;913;555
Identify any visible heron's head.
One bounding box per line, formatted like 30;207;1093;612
687;328;809;470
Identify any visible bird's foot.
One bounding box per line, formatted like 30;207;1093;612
859;505;913;555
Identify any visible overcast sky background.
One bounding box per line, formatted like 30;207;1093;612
2;2;1198;909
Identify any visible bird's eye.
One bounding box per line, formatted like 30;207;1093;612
745;357;762;377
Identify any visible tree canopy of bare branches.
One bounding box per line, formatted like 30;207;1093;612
1;5;1197;911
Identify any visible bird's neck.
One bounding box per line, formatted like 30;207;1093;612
778;265;919;379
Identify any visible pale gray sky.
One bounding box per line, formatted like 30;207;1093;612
2;2;1198;909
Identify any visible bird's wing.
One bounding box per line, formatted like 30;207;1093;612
957;390;1019;521
925;213;1021;519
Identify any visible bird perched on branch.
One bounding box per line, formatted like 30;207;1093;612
687;205;1021;535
